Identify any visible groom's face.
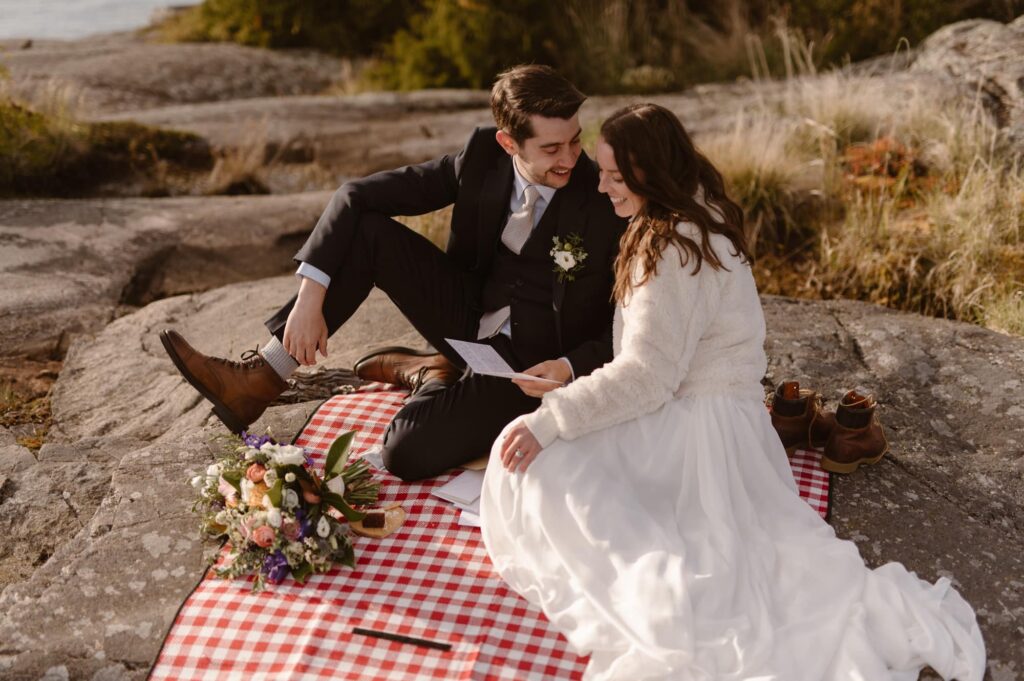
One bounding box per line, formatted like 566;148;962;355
497;113;582;189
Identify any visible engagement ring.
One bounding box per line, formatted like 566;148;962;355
514;449;524;458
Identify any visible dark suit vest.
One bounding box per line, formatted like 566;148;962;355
480;194;561;368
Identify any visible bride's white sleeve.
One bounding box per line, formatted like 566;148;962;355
521;252;723;447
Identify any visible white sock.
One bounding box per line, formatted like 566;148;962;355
261;335;299;380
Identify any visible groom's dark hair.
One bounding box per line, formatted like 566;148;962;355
491;65;586;144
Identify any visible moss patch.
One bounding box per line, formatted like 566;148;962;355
0;99;213;197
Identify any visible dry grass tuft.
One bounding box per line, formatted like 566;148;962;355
701;31;1024;337
203;121;273;196
398;207;453;249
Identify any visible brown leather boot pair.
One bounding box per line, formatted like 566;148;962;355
769;381;889;474
160;331;463;435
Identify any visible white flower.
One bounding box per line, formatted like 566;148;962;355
263;468;278;487
244;448;259;461
283;489;299;509
325;476;346;496
553;251;576;271
316;516;331;538
190;475;204;489
270;445;306;467
285;472;296;483
206;463;222;477
240;478;255;504
214;510;229;525
266;508;282;528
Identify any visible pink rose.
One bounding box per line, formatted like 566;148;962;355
281;519;301;541
252;525;276;548
246;463;267;483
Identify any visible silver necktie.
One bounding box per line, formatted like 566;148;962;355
477;185;541;338
500;184;541;255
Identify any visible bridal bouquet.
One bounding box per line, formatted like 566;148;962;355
191;431;378;591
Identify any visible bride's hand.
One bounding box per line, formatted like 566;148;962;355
500;421;543;473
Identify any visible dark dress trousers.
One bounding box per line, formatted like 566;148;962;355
266;127;627;480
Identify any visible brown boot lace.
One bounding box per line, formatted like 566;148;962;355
212;347;268;371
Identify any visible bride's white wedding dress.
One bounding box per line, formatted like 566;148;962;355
480;224;985;681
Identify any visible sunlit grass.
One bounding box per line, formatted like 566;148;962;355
696;29;1024;337
0;383;51;452
398;206;453;249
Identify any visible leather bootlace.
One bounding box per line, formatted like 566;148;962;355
213;346;267;371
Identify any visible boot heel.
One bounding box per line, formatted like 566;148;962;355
820;446;888;474
212;405;246;434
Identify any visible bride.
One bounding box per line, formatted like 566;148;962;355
479;103;986;681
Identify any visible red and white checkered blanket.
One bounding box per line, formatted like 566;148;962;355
152;386;830;680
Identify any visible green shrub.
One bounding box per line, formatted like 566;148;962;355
157;0;1022;94
159;0;420;56
366;0;557;90
782;0;1019;65
0;97;211;197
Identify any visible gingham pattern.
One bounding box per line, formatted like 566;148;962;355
788;447;830;518
152;386;830;680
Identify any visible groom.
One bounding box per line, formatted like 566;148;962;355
160;64;626;480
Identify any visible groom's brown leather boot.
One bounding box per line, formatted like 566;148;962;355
769;381;835;454
821;390;889;474
160;329;288;433
354;347;460;395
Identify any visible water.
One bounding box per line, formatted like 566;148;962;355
0;0;201;41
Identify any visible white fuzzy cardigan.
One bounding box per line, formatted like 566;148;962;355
522;222;768;447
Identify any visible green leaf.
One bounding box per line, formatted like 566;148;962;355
221;470;242;493
321;491;366;521
292;561;313;584
339;542;356;568
324;431;357;479
267;478;283;507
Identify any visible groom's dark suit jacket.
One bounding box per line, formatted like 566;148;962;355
295;126;626;378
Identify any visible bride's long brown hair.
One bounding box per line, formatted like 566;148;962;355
601;103;751;303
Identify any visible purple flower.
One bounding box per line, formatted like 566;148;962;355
262;551;290;584
294;507;311;539
241;431;274;449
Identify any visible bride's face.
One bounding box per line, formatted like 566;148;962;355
596;140;644;218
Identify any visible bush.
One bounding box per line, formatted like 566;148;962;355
369;0;1021;93
782;0;1019;65
159;0;420;57
0;97;211;197
366;0;557;90
158;0;1022;93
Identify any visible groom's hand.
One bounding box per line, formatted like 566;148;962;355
512;359;571;398
283;278;329;366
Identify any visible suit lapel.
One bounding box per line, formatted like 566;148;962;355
476;154;514;270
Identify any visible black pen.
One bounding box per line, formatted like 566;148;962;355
352;626;453;652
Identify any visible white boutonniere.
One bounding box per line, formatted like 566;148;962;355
550;233;588;283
